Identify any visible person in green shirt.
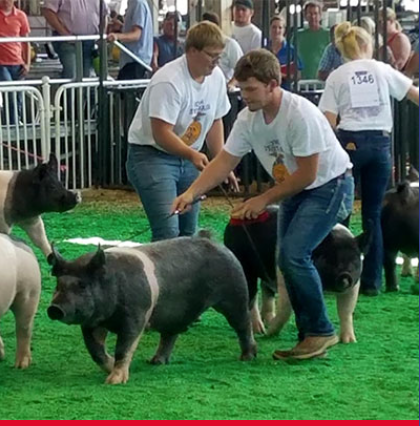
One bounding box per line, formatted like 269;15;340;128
296;1;330;80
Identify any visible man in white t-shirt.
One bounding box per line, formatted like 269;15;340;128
172;50;354;360
127;21;238;241
232;0;262;54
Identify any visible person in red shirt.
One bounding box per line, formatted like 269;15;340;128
0;0;31;124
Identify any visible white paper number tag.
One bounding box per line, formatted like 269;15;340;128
348;70;380;108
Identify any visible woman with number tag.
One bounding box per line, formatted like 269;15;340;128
319;22;419;296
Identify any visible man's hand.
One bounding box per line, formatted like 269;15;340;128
107;33;119;43
225;171;240;192
189;151;209;171
231;194;268;220
20;64;30;77
171;191;195;215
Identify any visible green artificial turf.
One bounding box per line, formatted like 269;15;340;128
0;191;418;420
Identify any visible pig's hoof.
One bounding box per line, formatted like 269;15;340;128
240;344;257;361
262;312;275;325
240;351;257;361
105;369;129;385
265;317;283;337
340;333;357;344
100;357;115;374
252;319;266;335
15;354;31;369
149;355;169;365
0;340;5;361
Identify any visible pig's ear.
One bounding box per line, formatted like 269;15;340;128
88;245;106;272
49;245;66;276
47;153;59;173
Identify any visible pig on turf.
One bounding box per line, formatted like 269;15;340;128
0;153;80;258
47;235;257;385
381;180;419;292
0;234;41;368
224;208;370;343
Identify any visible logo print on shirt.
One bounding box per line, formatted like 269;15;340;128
181;112;205;146
272;153;290;183
264;140;290;183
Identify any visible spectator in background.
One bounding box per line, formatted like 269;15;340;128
202;11;243;86
107;10;124;34
152;12;184;73
379;8;411;71
202;11;243;138
405;40;419;78
318;24;343;81
356;16;396;68
269;15;302;89
42;0;107;79
232;0;262;54
296;1;330;80
0;0;31;124
107;0;153;80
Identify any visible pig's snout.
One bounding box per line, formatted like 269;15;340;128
47;305;65;321
337;272;354;292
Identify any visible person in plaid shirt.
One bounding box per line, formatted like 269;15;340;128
318;25;343;81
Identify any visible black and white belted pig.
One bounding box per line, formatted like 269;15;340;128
47;234;257;385
0;154;81;258
224;207;370;343
381;180;419;292
0;234;41;368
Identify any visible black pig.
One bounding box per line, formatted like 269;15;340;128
381;181;419;292
0;154;80;257
224;208;369;342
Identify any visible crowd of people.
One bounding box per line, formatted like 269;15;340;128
1;0;418;84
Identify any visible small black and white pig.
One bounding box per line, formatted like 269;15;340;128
381;181;419;292
47;236;257;385
224;207;369;343
0;234;41;368
0;154;80;258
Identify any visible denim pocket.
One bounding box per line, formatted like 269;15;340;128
325;178;342;215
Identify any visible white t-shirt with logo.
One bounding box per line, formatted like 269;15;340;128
219;36;244;82
128;55;230;152
225;90;352;190
232;23;262;54
319;59;412;132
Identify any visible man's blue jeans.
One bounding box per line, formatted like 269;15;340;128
0;65;24;124
277;173;354;338
338;129;392;292
53;38;95;79
126;144;200;242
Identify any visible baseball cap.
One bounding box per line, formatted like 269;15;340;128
233;0;254;10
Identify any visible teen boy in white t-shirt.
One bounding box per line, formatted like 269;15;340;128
127;21;237;241
172;49;354;360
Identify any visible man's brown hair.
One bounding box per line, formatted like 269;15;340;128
234;49;281;85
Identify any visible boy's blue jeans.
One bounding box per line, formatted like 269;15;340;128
277;173;354;338
126;144;200;242
338;129;392;292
